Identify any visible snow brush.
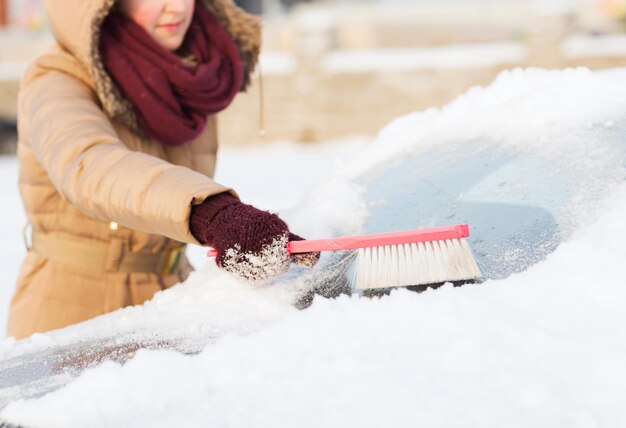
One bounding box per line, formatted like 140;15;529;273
206;224;481;291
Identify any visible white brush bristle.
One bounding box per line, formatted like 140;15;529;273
350;238;481;291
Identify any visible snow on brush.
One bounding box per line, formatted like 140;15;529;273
3;67;626;426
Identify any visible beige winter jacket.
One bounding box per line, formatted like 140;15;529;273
7;0;261;339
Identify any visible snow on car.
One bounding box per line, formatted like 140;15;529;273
2;67;626;427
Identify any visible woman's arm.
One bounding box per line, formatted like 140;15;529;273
19;70;232;244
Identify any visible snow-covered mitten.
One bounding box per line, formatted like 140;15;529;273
189;193;319;282
289;232;321;267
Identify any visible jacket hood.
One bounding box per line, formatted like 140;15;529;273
43;0;261;134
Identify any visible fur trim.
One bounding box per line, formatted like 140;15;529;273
90;0;139;134
88;0;261;135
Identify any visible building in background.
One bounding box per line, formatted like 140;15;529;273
3;0;626;148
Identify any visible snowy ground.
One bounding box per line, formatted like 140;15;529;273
2;67;626;427
0;156;25;336
323;42;527;73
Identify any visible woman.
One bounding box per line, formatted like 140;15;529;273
8;0;318;339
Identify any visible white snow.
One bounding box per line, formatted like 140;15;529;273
212;137;367;212
258;41;527;76
0;157;25;336
187;137;369;268
3;67;626;427
258;52;297;76
323;43;527;74
4;190;626;427
562;34;626;59
0;61;28;82
336;67;626;236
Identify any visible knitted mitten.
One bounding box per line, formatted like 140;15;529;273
190;193;319;282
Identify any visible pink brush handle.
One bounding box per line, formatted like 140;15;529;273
206;224;469;257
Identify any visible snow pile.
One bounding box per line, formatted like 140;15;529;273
344;67;626;178
0;249;309;357
3;67;626;426
3;187;626;427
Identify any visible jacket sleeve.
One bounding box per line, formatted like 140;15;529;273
19;69;233;245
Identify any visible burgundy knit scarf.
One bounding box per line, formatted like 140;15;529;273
100;6;243;146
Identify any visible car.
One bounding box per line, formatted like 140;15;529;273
2;67;625;417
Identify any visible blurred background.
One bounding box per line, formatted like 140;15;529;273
1;0;626;334
2;0;626;149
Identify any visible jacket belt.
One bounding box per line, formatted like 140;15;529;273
30;231;185;275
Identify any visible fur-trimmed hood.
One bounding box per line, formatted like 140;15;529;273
42;0;261;133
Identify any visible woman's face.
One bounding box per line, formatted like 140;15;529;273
118;0;195;51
